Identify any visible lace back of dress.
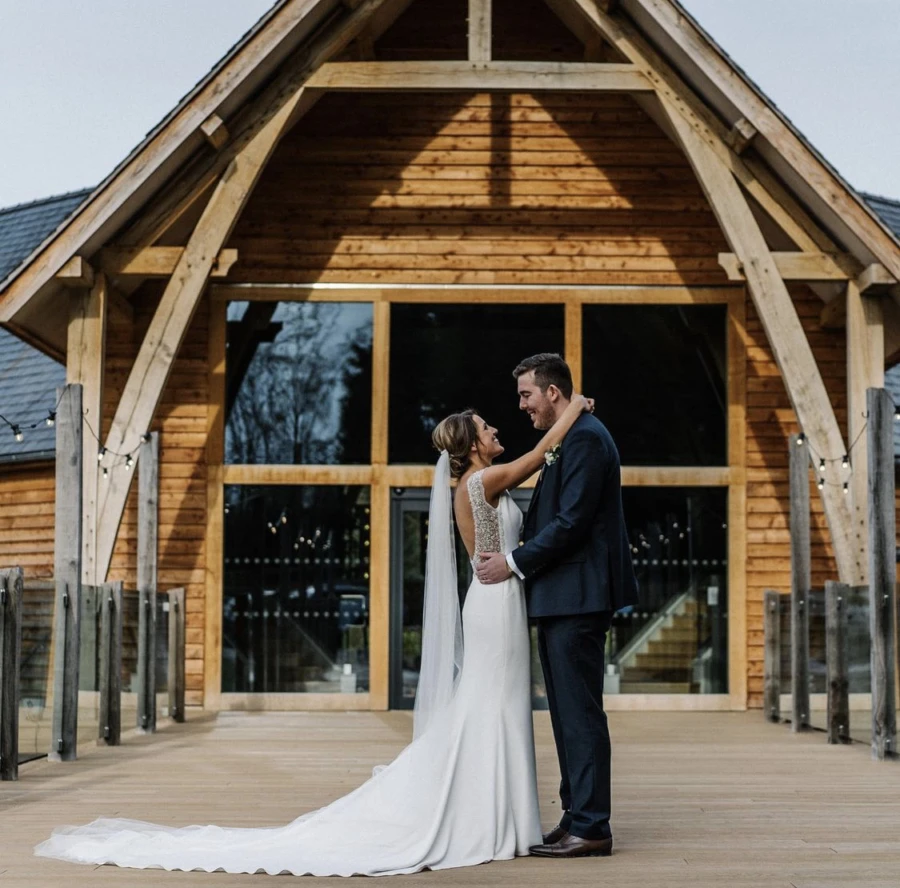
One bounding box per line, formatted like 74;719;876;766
466;470;502;562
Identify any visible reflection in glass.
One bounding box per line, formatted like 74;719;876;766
225;302;373;465
389;304;564;464
582;305;727;466
18;580;55;762
607;487;728;694
223;485;371;694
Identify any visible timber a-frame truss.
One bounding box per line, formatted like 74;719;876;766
2;0;900;591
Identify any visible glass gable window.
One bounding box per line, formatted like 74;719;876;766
389;304;565;464
222;485;371;694
225;302;373;465
582;305;727;466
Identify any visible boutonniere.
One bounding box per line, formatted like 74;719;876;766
544;443;561;466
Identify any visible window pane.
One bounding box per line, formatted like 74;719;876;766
225;302;372;465
582;305;727;466
222;485;371;694
607;487;728;695
389;304;565;464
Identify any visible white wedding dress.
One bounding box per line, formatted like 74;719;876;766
35;467;541;876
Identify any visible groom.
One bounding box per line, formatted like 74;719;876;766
476;353;638;859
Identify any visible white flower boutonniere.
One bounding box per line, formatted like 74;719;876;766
544;443;561;466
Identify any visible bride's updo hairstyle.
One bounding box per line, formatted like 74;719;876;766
431;409;479;479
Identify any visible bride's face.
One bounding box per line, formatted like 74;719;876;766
472;415;505;462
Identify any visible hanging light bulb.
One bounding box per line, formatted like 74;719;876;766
818;458;825;471
46;411;56;427
98;447;107;462
894;404;900;421
102;467;109;479
841;454;849;469
796;433;806;446
141;432;152;443
843;482;849;494
12;425;23;443
817;477;825;490
125;455;133;471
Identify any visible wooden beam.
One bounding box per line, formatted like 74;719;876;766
659;96;856;583
628;0;900;281
117;0;406;252
858;263;897;293
67;276;107;587
790;439;811;731
725;118;757;155
468;0;492;61
94;88;309;583
99;246;239;279
304;61;652;91
55;256;94;288
555;0;858;277
847;283;884;585
0;0;346;320
200;114;229;150
718;251;851;283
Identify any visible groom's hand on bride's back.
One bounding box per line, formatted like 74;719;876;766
476;552;511;585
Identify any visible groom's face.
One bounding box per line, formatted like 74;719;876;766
517;371;557;431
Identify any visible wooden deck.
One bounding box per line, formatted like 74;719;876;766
2;710;900;886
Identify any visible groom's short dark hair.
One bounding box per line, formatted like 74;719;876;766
513;353;573;399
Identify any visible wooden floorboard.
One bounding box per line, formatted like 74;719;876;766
2;710;899;886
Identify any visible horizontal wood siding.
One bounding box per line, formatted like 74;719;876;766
0;463;55;578
228;91;730;287
745;285;846;707
104;291;208;707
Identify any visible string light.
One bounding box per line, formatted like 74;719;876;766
841;454;850;469
98;447;107;462
796;433;806;446
817;477;825;490
11;425;23;443
818;458;825;471
843;482;849;494
45;411;55;427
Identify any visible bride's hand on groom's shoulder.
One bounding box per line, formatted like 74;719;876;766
573;394;594;414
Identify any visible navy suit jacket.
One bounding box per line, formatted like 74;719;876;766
513;413;639;618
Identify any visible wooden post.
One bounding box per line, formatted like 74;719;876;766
136;433;159;733
50;384;83;762
790;437;811;731
468;0;492;61
78;586;99;690
825;580;851;744
763;589;780;723
866;387;897;759
168;588;186;723
0;568;23;780
98;581;123;746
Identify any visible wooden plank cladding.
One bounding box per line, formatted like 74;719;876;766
0;465;56;578
103;286;209;707
744;284;847;707
227;91;730;287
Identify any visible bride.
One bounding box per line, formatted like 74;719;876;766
35;396;593;877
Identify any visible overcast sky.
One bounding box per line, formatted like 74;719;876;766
0;0;897;208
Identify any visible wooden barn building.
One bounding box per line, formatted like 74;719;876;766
2;0;900;715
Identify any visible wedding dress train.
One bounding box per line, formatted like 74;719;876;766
35;467;541;876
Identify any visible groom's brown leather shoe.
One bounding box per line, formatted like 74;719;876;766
541;824;568;845
529;832;613;858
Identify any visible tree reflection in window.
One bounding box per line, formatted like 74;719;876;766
225;302;373;465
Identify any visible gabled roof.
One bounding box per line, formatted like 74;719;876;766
0;190;92;282
0;194;77;462
1;0;899;358
865;194;900;241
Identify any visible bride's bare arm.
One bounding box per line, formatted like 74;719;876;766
481;396;592;502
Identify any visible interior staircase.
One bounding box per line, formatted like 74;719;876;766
617;598;705;694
